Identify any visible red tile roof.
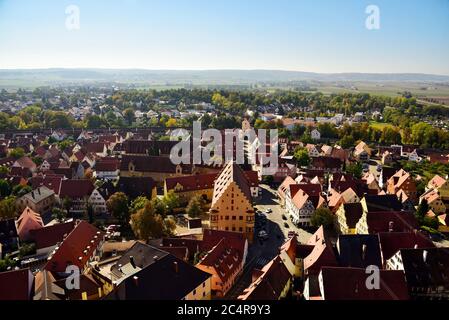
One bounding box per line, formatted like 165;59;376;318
45;221;104;273
58;179;95;198
378;231;434;263
29;221;75;250
165;173;216;192
0;268;33;300
365;211;418;234
320;267;409;300
30;175;63;194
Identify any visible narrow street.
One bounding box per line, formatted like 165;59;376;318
225;184;313;299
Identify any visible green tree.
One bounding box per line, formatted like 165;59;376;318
51;207;67;223
123;108;135;126
0;196;17;219
311;208;335;229
106;192;129;223
162;190;181;214
131;201;176;241
186;195;204;218
8;147;25;159
0;179;11;198
12;185;32;197
346;162;363;179
130;196;149;214
416;199;429;225
293;147;311;167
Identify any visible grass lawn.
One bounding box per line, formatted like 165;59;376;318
369;121;395;130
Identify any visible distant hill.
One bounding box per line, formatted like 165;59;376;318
1;69;449;87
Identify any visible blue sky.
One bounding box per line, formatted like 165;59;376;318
0;0;448;74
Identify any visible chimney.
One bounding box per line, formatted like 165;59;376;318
130;256;136;269
388;221;394;232
173;261;179;274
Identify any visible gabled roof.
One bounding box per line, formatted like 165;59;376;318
341;203;363;229
277;176;296;199
107;252;211;300
211;161;252;208
165;173;216;192
363;194;403;212
399;248;449;289
238;255;291;300
116;177;157;199
29;221;75;250
365;211;418;234
378;231;434;262
58;179;95;198
320;267;409;300
16;207;44;241
428;175;447;189
45;221;103;274
13;156;36;169
21;186;55;204
336;235;382;268
304;227;338;274
30;175;63;194
120;155;191;174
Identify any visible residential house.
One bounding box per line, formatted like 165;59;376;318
420;189;447;215
238;255;291;300
310;157;342;173
94;160;120;181
196;229;247;298
336;234;382;268
93;242;211;300
317;267;409;300
378;231;434;268
427;175;449;200
12;156;37;173
386;248;449;299
387;169;417;203
285;184;326;227
277;176;296;207
88;189;108;214
28;221;75;257
58;180;95;214
45;221;104;276
16;207;44;242
306;144;320;158
311;129;321;141
16;186;56;215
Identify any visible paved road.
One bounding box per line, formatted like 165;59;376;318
225;184;312;300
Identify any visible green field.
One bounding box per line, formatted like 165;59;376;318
369;121;396;130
